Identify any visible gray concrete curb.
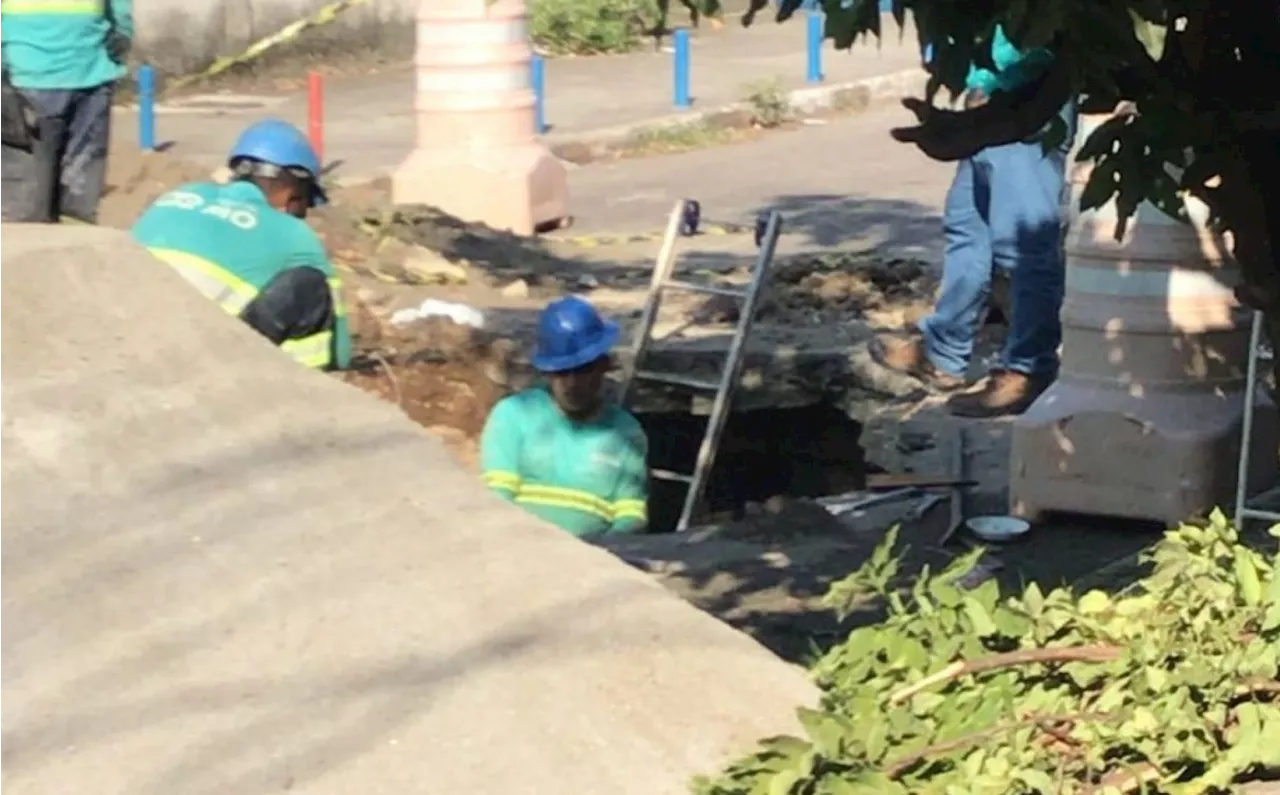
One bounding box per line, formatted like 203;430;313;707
544;67;926;163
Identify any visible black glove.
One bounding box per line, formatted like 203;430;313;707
106;30;131;64
889;56;1072;162
1;67;37;151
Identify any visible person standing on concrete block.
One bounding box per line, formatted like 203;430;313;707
480;296;649;537
0;0;132;222
131;119;352;371
871;26;1075;419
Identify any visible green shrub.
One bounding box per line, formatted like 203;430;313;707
742;78;790;128
530;0;661;56
694;513;1280;795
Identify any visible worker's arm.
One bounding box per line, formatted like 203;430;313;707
106;0;134;39
239;266;333;346
608;428;649;534
966;25;1053;97
104;0;134;65
479;398;523;500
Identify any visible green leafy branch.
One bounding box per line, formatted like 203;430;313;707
693;513;1280;795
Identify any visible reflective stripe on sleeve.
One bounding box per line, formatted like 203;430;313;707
514;484;615;522
0;0;103;13
147;247;258;316
612;498;647;522
483;471;523;492
280;332;332;369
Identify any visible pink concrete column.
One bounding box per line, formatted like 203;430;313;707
1009;113;1278;526
392;0;569;235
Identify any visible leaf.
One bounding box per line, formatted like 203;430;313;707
1078;590;1111;615
760;735;813;758
1234;546;1263;606
1037;115;1069;155
963;597;998;636
863;719;890;762
1076;115;1130;161
768;769;803;795
1015;767;1056;793
1079;161;1121;212
1022;582;1045;616
1129;10;1168;61
796;708;846;757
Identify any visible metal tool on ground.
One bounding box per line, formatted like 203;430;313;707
619;199;783;532
867;473;978;491
904;492;947;522
819;486;921;517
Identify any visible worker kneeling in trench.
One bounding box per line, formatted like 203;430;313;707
131;119;351;372
481;296;650;536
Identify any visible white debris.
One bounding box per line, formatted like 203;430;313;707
389;299;485;329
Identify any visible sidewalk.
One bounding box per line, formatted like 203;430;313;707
113;14;923;183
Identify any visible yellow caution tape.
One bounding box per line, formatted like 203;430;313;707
163;0;372;94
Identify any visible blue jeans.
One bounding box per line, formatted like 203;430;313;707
19;82;113;222
918;137;1068;378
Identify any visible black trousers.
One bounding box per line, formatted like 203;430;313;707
0;83;113;223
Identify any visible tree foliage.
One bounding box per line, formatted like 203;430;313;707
693;514;1280;794
729;0;1280;357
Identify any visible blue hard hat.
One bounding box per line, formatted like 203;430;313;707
228;118;327;206
531;296;620;373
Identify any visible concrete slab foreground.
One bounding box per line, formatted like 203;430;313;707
0;224;816;795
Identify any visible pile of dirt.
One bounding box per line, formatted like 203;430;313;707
91;151;544;470
97;148;215;228
340;316;517;470
313;186;592;296
764;252;935;329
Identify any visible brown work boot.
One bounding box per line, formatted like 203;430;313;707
869;332;965;392
946;370;1053;418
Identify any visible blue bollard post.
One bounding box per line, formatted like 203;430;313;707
530;54;548;134
138;64;156;151
673;29;692;109
805;9;824;84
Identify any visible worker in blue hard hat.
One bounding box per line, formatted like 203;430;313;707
480;296;650;537
131;118;350;371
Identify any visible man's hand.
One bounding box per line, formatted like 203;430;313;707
106;30;131;65
889;56;1072;162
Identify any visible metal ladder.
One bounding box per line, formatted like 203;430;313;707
1234;310;1280;528
618;199;783;532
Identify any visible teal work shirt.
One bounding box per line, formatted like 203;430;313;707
965;24;1053;96
1;0;133;90
480;387;649;537
131;180;352;370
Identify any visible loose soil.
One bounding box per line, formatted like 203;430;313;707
92;144;1168;665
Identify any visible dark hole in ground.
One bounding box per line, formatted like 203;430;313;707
636;403;882;533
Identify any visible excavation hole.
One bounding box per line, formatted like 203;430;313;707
636;403;881;534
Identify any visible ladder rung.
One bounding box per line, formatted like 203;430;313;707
651;468;695;484
661;279;744;299
633;370;720;391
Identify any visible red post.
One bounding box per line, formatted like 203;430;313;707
307;71;324;166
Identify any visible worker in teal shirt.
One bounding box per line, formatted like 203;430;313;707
1;0;133;222
131;119;351;371
481;296;649;536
